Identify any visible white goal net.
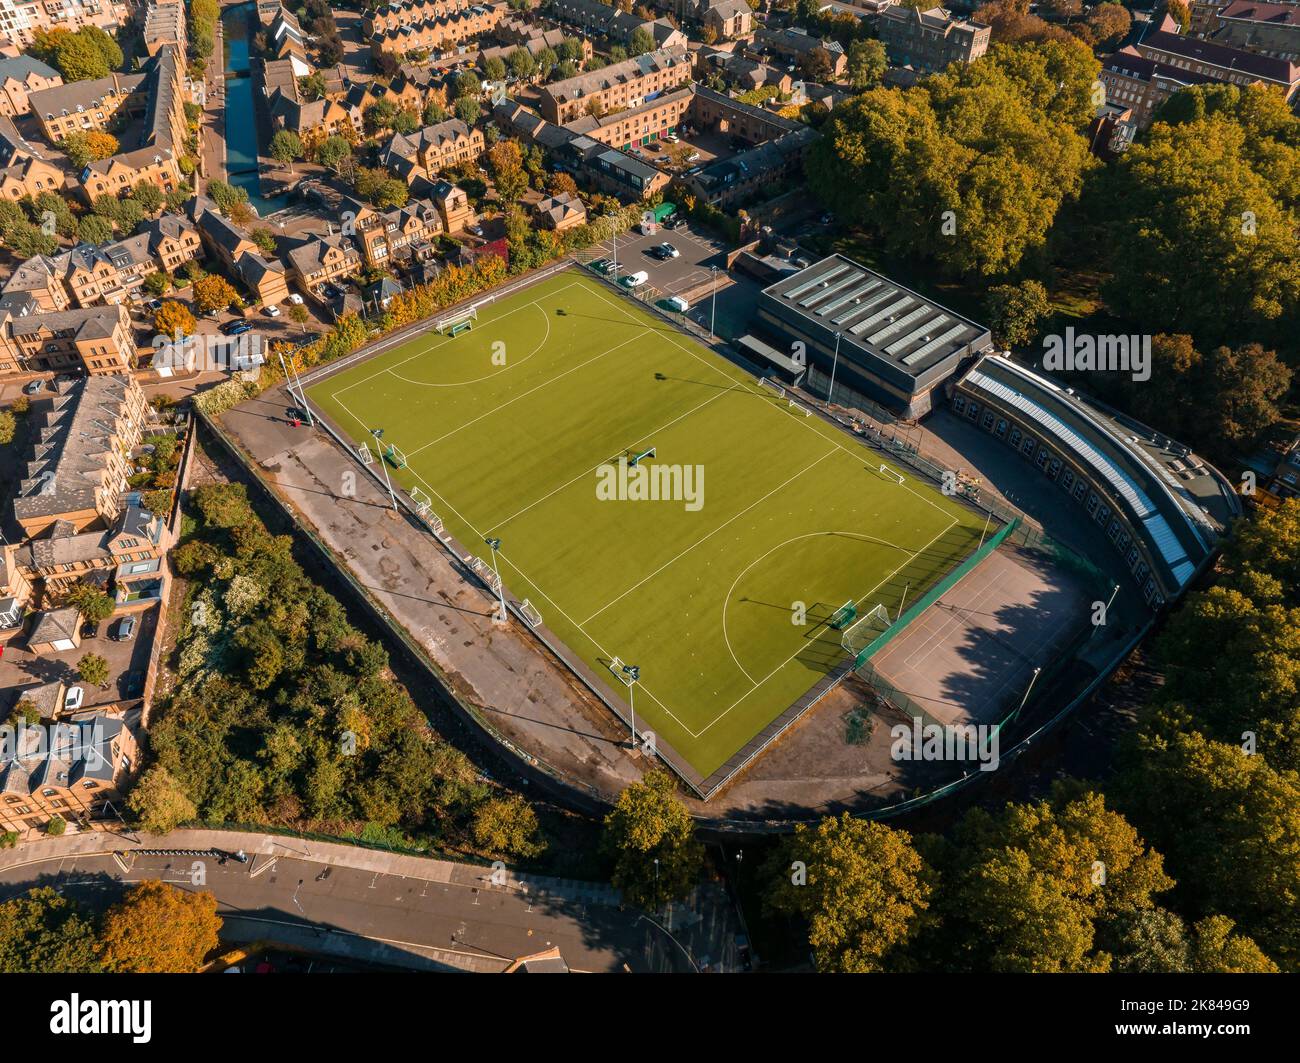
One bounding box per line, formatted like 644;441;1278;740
519;599;542;627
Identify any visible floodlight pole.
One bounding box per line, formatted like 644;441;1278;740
485;537;507;622
623;663;640;749
1011;666;1042;725
370;427;398;512
827;331;842;410
286;350;313;426
709;265;718;338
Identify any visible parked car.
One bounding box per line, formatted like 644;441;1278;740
287;293;304;305
620;271;648;289
663;132;679;142
223;321;254;337
23;379;44;395
264;304;281;317
64;686;84;712
657;242;680;258
146;299;163;311
110;616;136;642
666;295;690;313
647;245;670;261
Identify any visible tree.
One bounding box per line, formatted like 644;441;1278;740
61;129;118;169
143;271;170;297
0;888;102;973
472;794;546;858
298;72;327;100
131;179;164;216
601;771;704;910
0;410;14;447
1101;88;1300;355
454;70;481;100
54;32;110;82
77;652;110;689
807;41;1098;277
206;179;250;218
269;129;303;173
2;221;56;259
765;814;931;972
154;300;196;338
98;880;221;973
484;56;507;82
846;38;887;91
194;274;240;314
422;99;447;126
985;279;1050;347
801;45;835;83
1166;0;1191;32
488;140;528;204
1190;915;1278;974
64;581;114;624
288;303;310;331
1086;2;1131;47
629;26;655;57
126;766;198;834
363;99;398;137
1114;713;1300;967
252;228;277;255
316;135;353;173
76;214;114;244
454;97;481;125
925;786;1174;973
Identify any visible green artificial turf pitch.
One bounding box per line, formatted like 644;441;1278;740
309;273;988;779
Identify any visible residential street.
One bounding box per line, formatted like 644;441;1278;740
0;829;744;973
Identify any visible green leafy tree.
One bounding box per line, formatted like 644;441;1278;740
601;771;704;910
1102;85;1300;354
454;97;481;125
985;279;1050;347
0;888;102;973
454;70;481;99
629;27;655;57
127;766;198;834
269;129;303;173
54;32;110;81
484;56;507;82
77;652;110;689
846;38;887;90
1113;711;1300;967
765;814;931;972
131;179;164;215
76;213;114;244
924;786;1174;972
807;41;1098;277
0;410;14;447
471;794;546;858
64;581;114;624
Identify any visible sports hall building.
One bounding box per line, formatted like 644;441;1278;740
751;254;993;418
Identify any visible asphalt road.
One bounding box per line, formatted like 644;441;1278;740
0;846;706;973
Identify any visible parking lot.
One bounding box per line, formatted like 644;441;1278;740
0;603;158;717
595;220;727;302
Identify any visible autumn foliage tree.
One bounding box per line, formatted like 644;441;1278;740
98;880;221;973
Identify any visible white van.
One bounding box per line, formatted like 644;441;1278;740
666;295;690;312
622;271;649;289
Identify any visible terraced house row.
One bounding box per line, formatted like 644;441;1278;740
538;45;693;124
0;214;200;315
369;2;510;60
